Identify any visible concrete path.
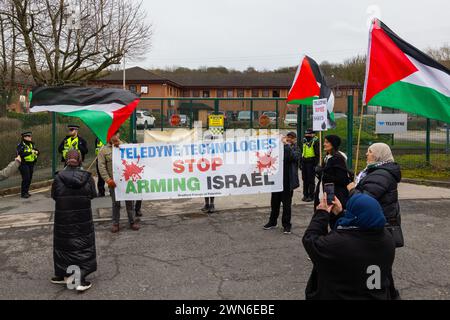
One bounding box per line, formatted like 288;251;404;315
0;199;449;300
0;182;449;230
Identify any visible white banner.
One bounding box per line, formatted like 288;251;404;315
112;135;284;201
313;99;328;131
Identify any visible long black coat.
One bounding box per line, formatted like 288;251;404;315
51;167;97;278
351;162;402;223
320;152;352;208
302;210;395;300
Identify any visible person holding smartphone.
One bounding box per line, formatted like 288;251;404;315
315;135;352;214
263;132;300;234
302;193;395;300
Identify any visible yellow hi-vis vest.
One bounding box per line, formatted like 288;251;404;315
23;143;38;163
95;140;104;156
303;138;318;159
63;136;79;159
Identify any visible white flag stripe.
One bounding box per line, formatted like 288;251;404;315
30;103;125;114
402;55;450;97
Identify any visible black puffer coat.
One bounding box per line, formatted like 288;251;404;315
351;162;402;223
51;167;97;279
284;144;301;191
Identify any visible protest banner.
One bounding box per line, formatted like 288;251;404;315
313;99;329;132
112;135;284;201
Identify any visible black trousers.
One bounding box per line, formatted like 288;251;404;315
96;161;105;196
19;163;34;196
269;190;293;228
205;197;215;206
135;200;142;213
302;161;316;198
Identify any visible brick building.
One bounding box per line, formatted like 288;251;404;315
92;67;361;122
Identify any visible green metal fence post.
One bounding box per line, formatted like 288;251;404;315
160;100;164;132
302;105;307;133
426;118;431;165
189;99;193;129
275;100;279;130
446;124;450;155
297;105;302;148
250;100;253;130
52;112;57;178
347;95;354;169
214;99;219;115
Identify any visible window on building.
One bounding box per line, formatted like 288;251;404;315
192;90;200;97
129;85;137;93
347;90;353;96
251;89;259;97
262;89;270;97
183;90;190;97
217;90;224;98
272;90;280;98
336;90;342;97
237;89;244;97
140;85;149;94
203;90;210;98
227;90;234;98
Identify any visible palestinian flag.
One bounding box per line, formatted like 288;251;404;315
287;55;336;128
363;19;450;123
30;87;140;143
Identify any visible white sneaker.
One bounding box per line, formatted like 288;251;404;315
76;281;92;292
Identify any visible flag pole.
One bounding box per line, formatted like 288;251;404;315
319;131;323;166
354;103;365;178
86;155;99;172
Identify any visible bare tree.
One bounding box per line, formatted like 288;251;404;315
427;45;450;69
1;0;152;86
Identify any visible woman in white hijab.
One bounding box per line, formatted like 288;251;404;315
347;142;402;300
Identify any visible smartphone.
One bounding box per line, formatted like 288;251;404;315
324;183;335;206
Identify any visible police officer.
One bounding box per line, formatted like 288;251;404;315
17;131;39;199
58;125;88;164
301;129;320;202
95;137;106;197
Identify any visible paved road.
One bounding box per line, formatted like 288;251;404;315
0;199;449;300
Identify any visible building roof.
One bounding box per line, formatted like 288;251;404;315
96;66;360;89
98;67;169;82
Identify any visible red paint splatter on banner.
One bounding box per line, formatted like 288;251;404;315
122;160;145;182
255;150;278;174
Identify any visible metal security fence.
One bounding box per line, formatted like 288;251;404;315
1;96;449;191
0;112;132;191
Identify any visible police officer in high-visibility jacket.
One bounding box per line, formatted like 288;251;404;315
301;129;320;202
16;131;39;199
58;125;88;164
95;137;106;197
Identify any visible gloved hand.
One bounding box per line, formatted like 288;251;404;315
314;165;323;175
106;179;117;189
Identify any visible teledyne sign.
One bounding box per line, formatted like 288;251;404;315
376;114;408;134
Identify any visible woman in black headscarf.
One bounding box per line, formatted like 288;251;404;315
51;149;97;292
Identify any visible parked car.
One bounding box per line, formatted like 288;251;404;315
284;113;297;127
136;110;156;129
237;111;257;121
263;111;277;123
179;114;190;126
333;113;347;120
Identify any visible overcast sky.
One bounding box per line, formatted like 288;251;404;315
138;0;450;71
